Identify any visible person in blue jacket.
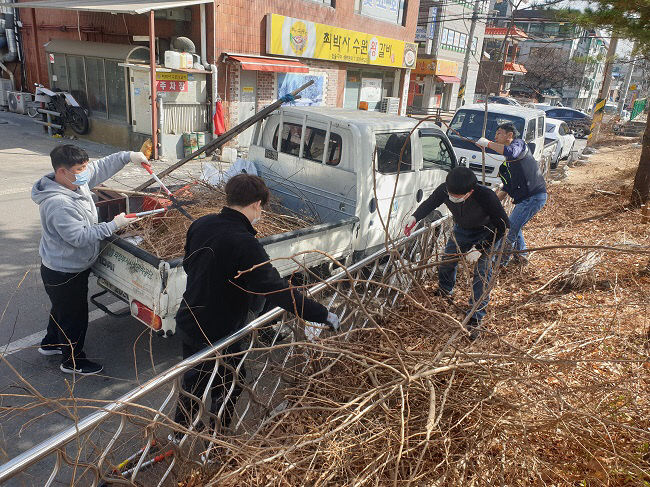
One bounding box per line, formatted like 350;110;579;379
475;123;547;266
32;145;147;375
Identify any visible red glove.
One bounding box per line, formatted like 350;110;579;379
404;216;417;236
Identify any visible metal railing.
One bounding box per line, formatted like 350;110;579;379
405;106;455;124
0;216;453;486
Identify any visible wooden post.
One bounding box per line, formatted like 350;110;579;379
641;204;649;224
29;8;43;85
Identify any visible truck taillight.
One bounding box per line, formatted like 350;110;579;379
130;300;162;330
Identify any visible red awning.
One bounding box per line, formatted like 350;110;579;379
435;75;461;83
230;55;309;73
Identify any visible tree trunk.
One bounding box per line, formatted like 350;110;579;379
630;114;650;207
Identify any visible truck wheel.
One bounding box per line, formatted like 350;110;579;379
550;154;559;170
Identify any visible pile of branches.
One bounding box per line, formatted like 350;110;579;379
120;183;315;260
177;281;649;486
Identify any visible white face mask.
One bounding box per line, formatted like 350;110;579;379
448;194;468;204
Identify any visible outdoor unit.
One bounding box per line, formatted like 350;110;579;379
7;91;32;114
380;97;400;115
0;79;14;107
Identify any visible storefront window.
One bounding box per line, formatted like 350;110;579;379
85;57;107;116
66;55;87;109
48;53;128;122
105;61;127;121
375;132;412;174
51;55;69;91
344;71;361;109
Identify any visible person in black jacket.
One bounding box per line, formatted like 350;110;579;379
404;167;509;338
173;174;339;434
475;123;547;265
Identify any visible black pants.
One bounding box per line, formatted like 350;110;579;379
174;340;247;432
40;264;91;362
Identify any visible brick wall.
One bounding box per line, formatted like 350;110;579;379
213;0;418;57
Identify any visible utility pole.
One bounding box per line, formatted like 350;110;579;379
457;0;483;107
587;35;618;146
617;42;637;115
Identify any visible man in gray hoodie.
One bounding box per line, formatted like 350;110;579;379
32;144;148;375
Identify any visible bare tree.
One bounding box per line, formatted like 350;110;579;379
513;46;585;99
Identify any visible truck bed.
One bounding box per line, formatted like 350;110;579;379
91;207;358;335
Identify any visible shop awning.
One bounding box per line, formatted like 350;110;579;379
435;75;461;84
229;55;309;73
0;0;212;14
503;62;527;76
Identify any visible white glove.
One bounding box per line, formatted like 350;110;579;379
112;212;138;230
475;137;490;148
325;311;340;331
465;246;482;265
404;216;417;237
129;151;149;165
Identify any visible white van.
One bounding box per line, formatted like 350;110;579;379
446;103;557;187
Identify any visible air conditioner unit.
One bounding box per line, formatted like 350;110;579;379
0;79;14;107
8;91;32;114
380;97;400;115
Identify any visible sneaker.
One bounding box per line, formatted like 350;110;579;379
38;344;62;356
465;318;482;342
60;356;103;375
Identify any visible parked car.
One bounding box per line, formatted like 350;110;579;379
536;106;592;138
545;118;575;169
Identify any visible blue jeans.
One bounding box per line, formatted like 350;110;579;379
438;226;495;322
502;192;547;264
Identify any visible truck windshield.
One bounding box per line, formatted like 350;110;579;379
447;110;525;140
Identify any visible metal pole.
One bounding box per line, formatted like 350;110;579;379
149;10;158;160
587;36;618;147
457;0;482;107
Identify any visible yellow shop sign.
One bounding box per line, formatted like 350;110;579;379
412;59;458;77
266;13;417;69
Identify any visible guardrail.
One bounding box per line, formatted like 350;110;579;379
405;106;455;123
0;215;453;486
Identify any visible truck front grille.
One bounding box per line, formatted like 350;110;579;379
468;162;496;174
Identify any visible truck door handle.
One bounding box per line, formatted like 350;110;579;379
416;189;423;202
339;202;346;211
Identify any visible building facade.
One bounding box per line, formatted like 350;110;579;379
4;0;419;151
409;0;488;113
486;7;608;110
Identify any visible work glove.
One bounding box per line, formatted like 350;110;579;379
129;151;149;165
325;311;340;332
475;137;490;148
465;246;482;265
404;216;417;237
112;212;138;230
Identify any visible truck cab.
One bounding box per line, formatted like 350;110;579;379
446;103;548;188
249;107;456;258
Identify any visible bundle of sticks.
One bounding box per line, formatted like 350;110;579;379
118;182;315;260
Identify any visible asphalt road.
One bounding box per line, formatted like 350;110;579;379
0;111;185;485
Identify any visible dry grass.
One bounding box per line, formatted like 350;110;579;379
175;143;650;486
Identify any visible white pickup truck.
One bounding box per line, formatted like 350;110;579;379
91;107;457;335
446;103;558;188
